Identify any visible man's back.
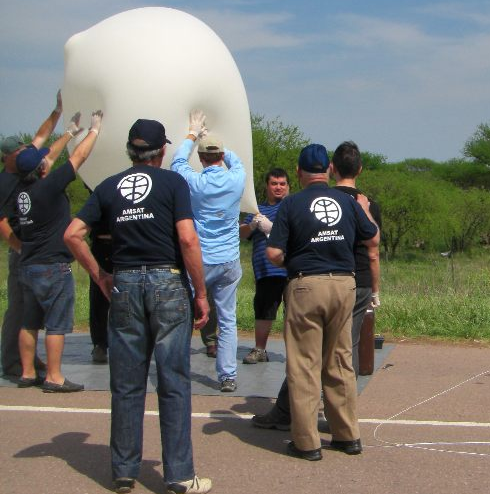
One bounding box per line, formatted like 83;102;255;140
171;139;245;264
271;183;377;276
78;165;193;268
16;162;75;265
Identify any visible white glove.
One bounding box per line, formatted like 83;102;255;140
249;214;261;231
66;112;83;137
257;215;273;235
55;89;62;113
89;110;103;135
189;109;206;138
371;292;381;308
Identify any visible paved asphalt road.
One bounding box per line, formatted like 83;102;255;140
1;339;489;494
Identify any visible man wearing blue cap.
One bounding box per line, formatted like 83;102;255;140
64;118;212;494
14;110;102;392
266;144;380;461
0;91;63;377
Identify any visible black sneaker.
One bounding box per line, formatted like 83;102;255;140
114;477;135;493
329;438;363;455
219;379;236;392
252;408;291;431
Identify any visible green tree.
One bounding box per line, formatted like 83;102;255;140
428;158;490;190
251;114;310;201
464;122;490;166
360;151;388;170
444;188;490;252
359;170;437;258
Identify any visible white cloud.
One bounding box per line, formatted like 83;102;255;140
329;14;431;49
1;1;490;161
190;9;306;50
416;1;490;26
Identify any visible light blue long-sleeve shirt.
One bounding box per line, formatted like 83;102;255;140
171;138;245;265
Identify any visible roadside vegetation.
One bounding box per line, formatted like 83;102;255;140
1;242;489;344
2;115;490;344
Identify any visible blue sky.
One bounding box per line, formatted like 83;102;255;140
1;0;489;162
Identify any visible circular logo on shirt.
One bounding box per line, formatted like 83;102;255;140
117;173;153;204
17;192;31;215
310;197;342;226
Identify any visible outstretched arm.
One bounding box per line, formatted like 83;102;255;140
69;111;103;173
31;90;63;149
171;110;207;178
43;112;84;172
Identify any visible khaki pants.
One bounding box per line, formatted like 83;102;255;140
284;274;359;451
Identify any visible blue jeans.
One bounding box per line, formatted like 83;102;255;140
204;259;242;382
18;262;75;334
109;266;195;483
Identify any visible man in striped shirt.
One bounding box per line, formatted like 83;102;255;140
240;168;290;364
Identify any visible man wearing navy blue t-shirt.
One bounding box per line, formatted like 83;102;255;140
240;168;289;364
266;144;379;461
0;90;63;377
64;119;212;494
253;141;382;436
14;111;101;393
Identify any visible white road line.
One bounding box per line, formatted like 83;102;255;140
1;405;490;428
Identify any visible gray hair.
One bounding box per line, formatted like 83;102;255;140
126;143;162;163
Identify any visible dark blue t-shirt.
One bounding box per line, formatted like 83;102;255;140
77;165;193;268
0;170;21;235
267;182;378;277
16;161;76;265
243;201;287;280
0;170;19;213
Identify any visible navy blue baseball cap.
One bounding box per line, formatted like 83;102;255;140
298;144;329;173
128;119;171;150
16;147;49;175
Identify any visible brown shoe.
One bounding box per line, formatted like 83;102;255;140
206;345;217;358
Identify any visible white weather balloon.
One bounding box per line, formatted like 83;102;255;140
63;7;257;213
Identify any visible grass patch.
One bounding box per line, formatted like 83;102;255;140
378;252;490;342
0;243;488;343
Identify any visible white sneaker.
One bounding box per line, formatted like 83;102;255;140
166;475;212;494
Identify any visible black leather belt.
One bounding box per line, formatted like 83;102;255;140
288;271;354;280
114;264;180;273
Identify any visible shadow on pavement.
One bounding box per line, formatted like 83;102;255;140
13;432;163;493
201;396;293;457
